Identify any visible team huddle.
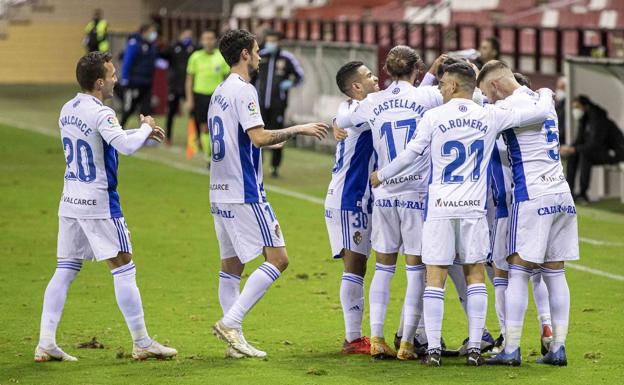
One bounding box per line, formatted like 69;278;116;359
36;29;577;368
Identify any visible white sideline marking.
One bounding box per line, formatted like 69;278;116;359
3;118;622;281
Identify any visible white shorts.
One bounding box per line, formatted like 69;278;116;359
324;208;372;259
371;192;426;255
211;202;285;264
509;192;580;264
57;216;132;261
422;217;490;266
490;216;510;271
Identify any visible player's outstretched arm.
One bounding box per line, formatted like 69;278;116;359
332;119;348;141
495;88;554;133
246;122;328;148
371;148;420;187
109;114;164;155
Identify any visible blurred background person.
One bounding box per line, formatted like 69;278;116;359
162;28;195;146
120;24;158;126
83;9;109;53
555;76;567;144
561;95;624;202
254;30;305;177
185;30;229;157
474;37;501;69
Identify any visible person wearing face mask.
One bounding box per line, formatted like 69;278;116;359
253;30;305;177
561;95;624;203
161;29;196;145
120;24;159;127
185;30;230;156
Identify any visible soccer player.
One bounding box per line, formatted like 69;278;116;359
35;51;177;362
487;72;554;356
371;62;553;366
209;30;328;358
335;45;444;360
478;61;578;367
325;61;379;354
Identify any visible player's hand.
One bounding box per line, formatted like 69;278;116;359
370;171;381;188
429;53;448;74
149;126;165;143
185;99;194;113
140;114;156;129
559;145;576;157
332;120;348;141
297;122;328;140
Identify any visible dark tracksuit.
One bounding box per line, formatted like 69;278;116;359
120;33;157;126
254;47;304;171
161;41;196;141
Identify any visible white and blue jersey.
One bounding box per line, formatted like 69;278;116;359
58;93;127;219
498;86;569;202
208;74;266;204
488;138;512;219
325;100;375;212
336;80;443;198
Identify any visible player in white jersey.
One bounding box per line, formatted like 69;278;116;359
336;46;444;360
324;61;379;354
35;52;177;362
209;30;328;358
371;62;554;366
478;61;578;367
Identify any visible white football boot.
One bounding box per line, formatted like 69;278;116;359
34;345;78;362
132;340;178;360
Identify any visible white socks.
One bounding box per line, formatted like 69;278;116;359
39;259;82;349
541;267;570;351
423;286;445;351
448;263;468;315
222;262;281;329
531;271;552;330
341;273;365;342
369;263;395;338
402;264;425;343
493;277;508;335
466;283;488;350
504;264;531;353
112;261;151;348
218;271;241;315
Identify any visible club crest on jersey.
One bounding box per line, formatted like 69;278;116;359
459;104;467;112
392;87;400;94
247;101;258;115
353;231;362;245
275;224;281;238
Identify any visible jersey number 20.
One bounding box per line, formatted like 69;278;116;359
62;137;96;183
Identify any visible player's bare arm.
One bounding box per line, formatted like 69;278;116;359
246;123;328;148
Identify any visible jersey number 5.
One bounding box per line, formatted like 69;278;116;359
62;137;96;183
544;119;560;161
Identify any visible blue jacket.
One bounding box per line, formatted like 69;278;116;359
121;33;156;87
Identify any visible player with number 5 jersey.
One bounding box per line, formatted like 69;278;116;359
209;30;328;359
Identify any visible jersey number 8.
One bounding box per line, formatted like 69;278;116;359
209;115;226;162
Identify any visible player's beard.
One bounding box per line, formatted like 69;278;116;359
248;63;259;78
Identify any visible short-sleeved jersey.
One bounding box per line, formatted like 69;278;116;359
407;98;532;220
325;100;375;212
499;87;569;202
489;138;512;218
186;50;230;95
208;74;266;204
338;80;443;198
58;93;128;219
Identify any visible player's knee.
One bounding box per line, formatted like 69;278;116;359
106;252;133;270
343;250;367;276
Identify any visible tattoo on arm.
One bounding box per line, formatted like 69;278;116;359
267;128;297;145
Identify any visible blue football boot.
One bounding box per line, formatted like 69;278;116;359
537;346;567;366
486;348;522;366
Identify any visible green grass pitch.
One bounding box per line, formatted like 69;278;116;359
0;85;623;384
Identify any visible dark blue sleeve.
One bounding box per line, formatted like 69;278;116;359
121;39;139;82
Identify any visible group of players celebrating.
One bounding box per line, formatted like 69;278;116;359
327;46;578;367
36;29;577;368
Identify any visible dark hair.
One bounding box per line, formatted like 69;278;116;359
76;51;113;91
336;61;364;96
265;29;282;39
437;56;461;79
384;45;421;78
139;24;154;34
476;59;509;86
444;62;476;91
513;72;532;88
219;29;256;66
573;94;592;107
485;36;501;59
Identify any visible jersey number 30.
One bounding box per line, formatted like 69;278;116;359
62;137;96;183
